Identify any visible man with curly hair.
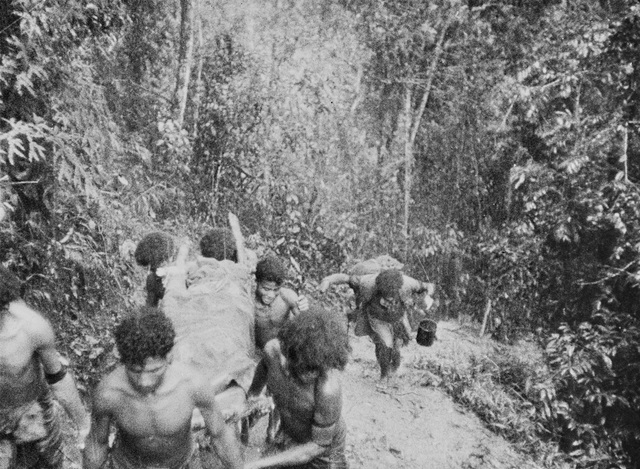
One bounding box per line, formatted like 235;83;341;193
82;308;243;469
319;268;434;381
199;228;238;262
0;266;89;469
134;232;176;307
244;306;350;469
254;256;308;350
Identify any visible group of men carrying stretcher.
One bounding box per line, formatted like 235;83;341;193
0;214;435;469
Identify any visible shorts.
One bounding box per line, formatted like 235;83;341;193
0;388;63;469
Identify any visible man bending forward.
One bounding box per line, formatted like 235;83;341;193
83;307;243;469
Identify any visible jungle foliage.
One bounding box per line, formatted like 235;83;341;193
1;0;640;466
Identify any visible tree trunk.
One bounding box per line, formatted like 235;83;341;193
173;0;195;128
403;86;413;259
402;14;453;257
191;17;204;138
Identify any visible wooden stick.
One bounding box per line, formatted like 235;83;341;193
479;298;492;337
228;212;246;266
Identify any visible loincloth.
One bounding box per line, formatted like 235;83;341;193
355;312;410;347
263;419;348;469
0;388;63;469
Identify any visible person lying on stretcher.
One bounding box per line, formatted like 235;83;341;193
155;217;270;433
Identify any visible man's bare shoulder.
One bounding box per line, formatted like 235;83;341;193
351;274;377;288
169;361;218;407
8;300;54;343
317;370;342;399
93;367;131;413
170;360;207;388
279;288;298;306
313;370;343;426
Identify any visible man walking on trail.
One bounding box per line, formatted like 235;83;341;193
135;231;177;307
82;307;243;469
319;268;434;381
250;255;309;445
244;306;350;469
254;255;308;351
0;266;89;469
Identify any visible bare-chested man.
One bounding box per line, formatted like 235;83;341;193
319;269;434;381
254;256;308;351
82;307;243;469
0;266;89;469
245;306;350;469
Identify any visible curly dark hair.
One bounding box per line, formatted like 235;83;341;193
375;269;404;298
278;306;350;373
255;256;287;285
134;232;175;269
0;266;22;309
115;307;176;366
200;228;237;261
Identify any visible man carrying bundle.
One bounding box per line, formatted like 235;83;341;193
319;268;434;381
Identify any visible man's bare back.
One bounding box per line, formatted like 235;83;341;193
0;302;51;409
260;340;342;443
0;268;89;469
245;307;349;469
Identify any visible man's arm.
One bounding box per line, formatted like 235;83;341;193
281;289;308;317
247;355;269;398
32;311;90;442
193;380;243;469
245;372;342;469
82;385;113;469
401;276;435;296
318;273;350;293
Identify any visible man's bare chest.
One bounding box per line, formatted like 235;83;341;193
114;392;193;437
255;297;289;324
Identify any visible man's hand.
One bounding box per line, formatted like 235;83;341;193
318;280;330;294
77;414;91;450
421;282;435;296
297;295;309;312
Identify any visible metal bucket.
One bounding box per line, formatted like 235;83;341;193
416;319;437;347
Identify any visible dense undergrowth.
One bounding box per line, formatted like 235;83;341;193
416;318;638;469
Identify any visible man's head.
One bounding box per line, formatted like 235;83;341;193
375;269;403;306
199;228;237;262
278;306;350;382
255;256;287;306
0;266;22;310
134;232;176;270
114;307;175;394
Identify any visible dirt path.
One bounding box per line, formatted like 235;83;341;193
339;324;543;469
60;320;544;469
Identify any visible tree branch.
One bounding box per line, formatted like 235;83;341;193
409;12;455;146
